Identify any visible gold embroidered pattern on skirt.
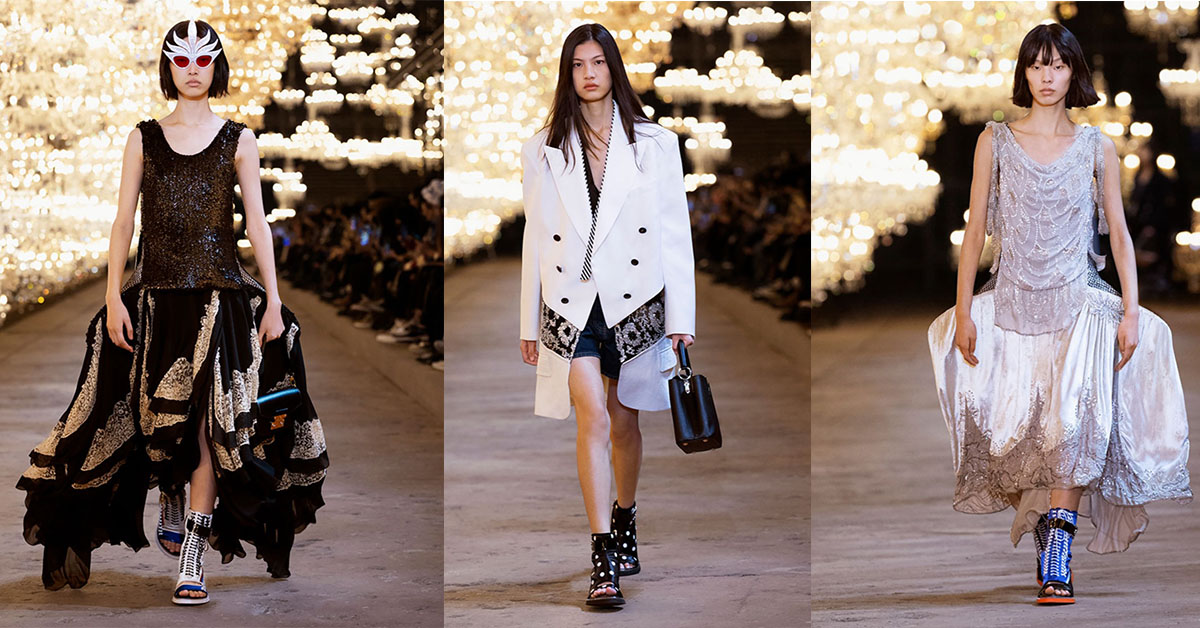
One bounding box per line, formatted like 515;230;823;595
286;321;299;354
80;398;135;472
137;292;158;436
291;420;327;460
154;357;194;401
72;459;124;490
276;468;325;490
61;323;104;439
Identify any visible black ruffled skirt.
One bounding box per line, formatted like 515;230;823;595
15;281;328;590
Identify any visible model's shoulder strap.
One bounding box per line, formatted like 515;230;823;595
1091;126;1108;236
983;121;1004;238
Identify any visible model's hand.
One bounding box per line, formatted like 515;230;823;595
520;339;538;365
954;315;978;366
669;334;694;351
105;298;135;352
258;301;285;348
1116;312;1139;371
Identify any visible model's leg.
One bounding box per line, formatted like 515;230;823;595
1049;487;1083;511
608;384;642;574
571;356;612;533
178;414;217;599
608;384;641;509
569;356;617;599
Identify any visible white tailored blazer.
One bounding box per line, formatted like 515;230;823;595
519;106;696;419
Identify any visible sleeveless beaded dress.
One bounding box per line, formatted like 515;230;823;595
16;118;329;590
928;121;1191;554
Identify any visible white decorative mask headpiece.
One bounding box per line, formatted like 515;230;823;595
162;20;223;69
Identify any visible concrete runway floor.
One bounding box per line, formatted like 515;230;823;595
443;258;809;627
0;277;443;627
812;302;1200;627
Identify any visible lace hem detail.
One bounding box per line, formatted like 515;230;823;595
953;390;1110;515
993;272;1089;335
613;290;666;362
978;263;1119;298
538;293;668;362
539;300;579;360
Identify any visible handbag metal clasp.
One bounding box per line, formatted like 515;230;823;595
678;367;693;394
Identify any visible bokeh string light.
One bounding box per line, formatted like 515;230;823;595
1124;0;1199;44
812;1;1159;304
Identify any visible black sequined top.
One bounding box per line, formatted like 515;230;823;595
123;118;262;291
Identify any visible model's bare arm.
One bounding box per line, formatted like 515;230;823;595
236;128;279;305
953;128;994;366
107;128;142;302
104;127;143;351
235;127;285;344
1099;136;1139;370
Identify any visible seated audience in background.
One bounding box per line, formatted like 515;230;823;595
277;176;445;369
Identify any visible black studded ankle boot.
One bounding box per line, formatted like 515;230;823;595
585;532;625;607
610;501;640;576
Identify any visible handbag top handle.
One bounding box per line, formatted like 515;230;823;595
675;342;693;380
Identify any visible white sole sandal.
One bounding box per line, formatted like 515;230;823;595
172;511;212;606
157;491;185;558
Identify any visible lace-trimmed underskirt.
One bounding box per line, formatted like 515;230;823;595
15;283;328;590
928;284;1191;554
993;267;1089;335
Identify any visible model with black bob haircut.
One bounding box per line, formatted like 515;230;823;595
1010;23;1098;109
158;20;230;101
16;18;328;608
928;21;1190;607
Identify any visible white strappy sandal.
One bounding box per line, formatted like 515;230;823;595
172;511;212;606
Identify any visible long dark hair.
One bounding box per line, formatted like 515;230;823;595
1011;24;1098;109
158;20;230;101
543;23;652;169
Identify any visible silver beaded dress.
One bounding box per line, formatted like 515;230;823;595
928;121;1191;554
16;118;328;590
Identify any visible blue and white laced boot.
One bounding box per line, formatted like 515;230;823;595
1036;507;1077;605
172;511;213;606
1034;512;1049;586
156;490;186;558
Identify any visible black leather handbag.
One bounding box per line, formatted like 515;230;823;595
243;387;302;491
254;388;302;434
668;343;721;453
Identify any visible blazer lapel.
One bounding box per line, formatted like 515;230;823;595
542;132;592;244
591;106;639;252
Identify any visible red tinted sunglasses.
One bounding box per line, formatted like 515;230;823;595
169;55;215;69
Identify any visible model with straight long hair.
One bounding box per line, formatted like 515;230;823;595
518;22;696;607
928;23;1190;605
16;19;329;606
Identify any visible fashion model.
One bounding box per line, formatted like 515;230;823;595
517;23;696;607
928;24;1191;605
15;20;329;605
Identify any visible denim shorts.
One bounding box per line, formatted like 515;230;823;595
571;297;621;380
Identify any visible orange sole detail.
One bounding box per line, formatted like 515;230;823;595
1036;597;1075;605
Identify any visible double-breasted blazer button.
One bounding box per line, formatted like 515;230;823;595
631;259;639;266
638;227;647;233
561;297;569;304
553;234;561;241
623;293;632;299
556;265;562;272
